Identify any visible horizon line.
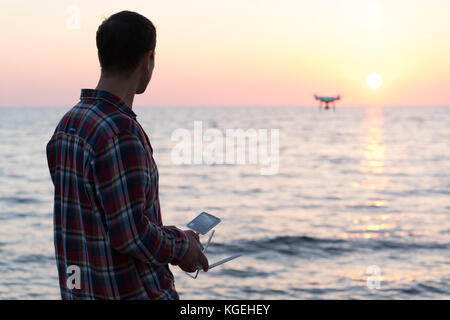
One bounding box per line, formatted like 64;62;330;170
1;105;449;109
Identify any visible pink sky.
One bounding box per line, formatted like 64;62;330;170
0;0;449;107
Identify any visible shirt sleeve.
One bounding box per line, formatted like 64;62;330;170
92;131;190;266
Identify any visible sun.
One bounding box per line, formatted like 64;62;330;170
366;73;383;89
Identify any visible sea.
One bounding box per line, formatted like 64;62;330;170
0;106;448;299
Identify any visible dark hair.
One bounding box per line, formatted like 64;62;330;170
96;11;156;74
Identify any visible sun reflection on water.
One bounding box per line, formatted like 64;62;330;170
341;107;400;241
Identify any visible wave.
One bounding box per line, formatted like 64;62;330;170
0;197;41;204
209;235;448;257
0;212;30;220
13;254;54;264
388;281;450;296
210;235;349;257
379;189;450;197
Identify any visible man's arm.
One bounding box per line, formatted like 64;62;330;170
92;131;189;266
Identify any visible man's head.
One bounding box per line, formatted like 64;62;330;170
96;11;156;94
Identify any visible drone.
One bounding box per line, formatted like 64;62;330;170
314;95;341;111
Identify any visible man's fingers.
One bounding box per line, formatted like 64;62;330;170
180;262;196;273
179;230;209;274
185;230;200;244
198;252;209;272
187;265;196;273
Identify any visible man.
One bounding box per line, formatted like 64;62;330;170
46;11;208;300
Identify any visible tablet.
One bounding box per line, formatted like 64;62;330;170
187;212;221;235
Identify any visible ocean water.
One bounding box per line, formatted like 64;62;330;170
0;106;448;300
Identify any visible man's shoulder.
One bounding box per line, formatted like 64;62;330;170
52;100;141;152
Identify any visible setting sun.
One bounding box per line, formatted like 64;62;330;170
367;73;383;89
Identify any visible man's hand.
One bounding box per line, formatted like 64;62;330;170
177;230;209;273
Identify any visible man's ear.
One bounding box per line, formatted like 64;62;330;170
140;50;153;72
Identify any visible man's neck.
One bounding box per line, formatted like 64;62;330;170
95;73;137;108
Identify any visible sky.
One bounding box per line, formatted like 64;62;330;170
0;0;449;107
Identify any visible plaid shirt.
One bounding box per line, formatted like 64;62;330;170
46;89;190;299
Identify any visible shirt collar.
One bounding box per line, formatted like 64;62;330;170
80;89;137;119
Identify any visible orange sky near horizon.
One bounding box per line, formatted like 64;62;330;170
0;0;449;107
